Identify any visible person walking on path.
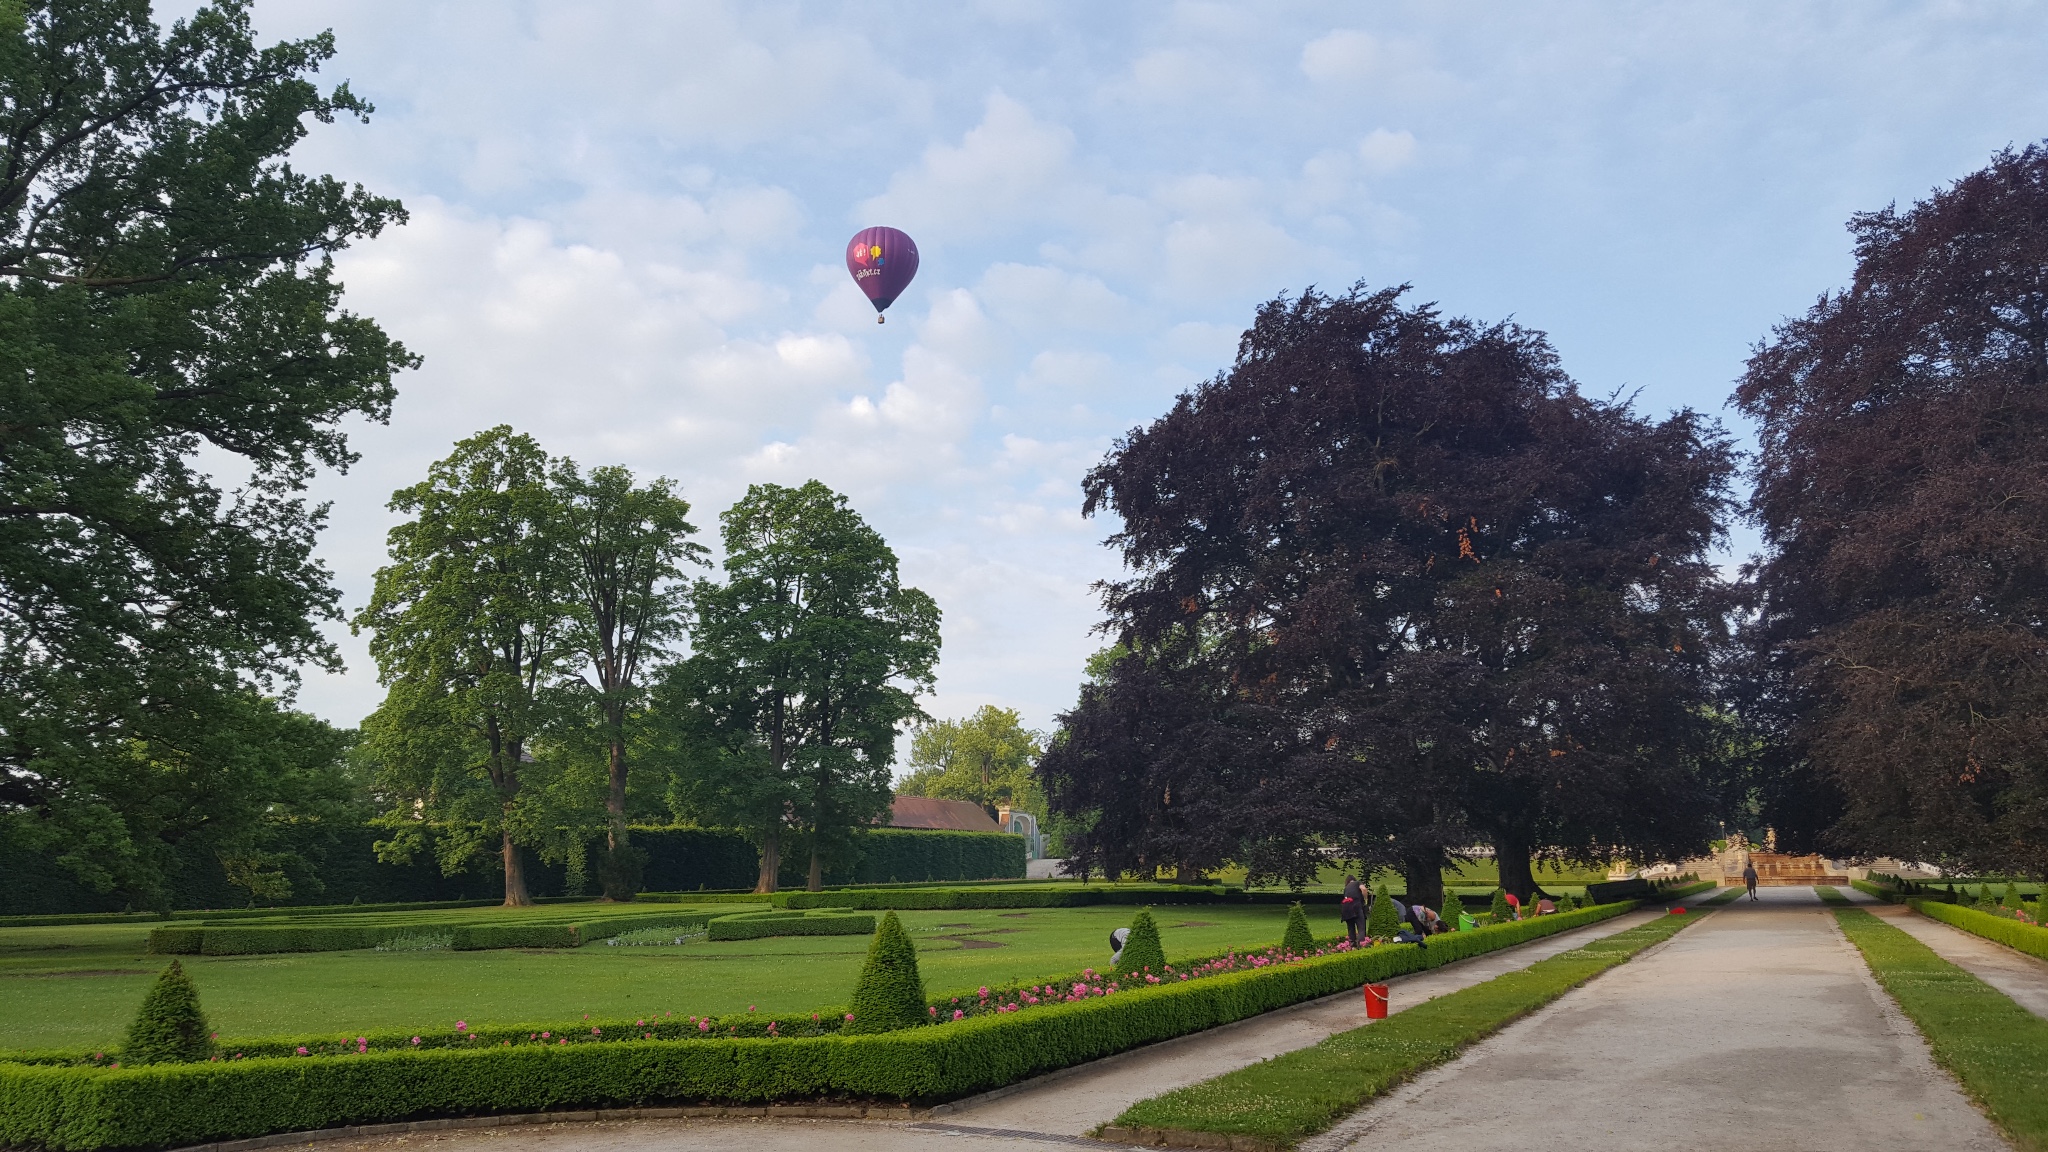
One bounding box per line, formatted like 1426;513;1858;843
1743;860;1759;901
1340;875;1366;946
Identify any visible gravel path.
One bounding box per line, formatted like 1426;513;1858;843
1840;884;2048;1019
1300;886;2006;1152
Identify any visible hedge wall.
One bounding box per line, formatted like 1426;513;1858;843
1907;899;2048;963
0;901;1637;1150
776;884;1237;911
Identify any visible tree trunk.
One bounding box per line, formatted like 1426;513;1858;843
1402;853;1445;916
606;735;627;852
754;828;781;894
501;830;531;907
807;842;824;892
1495;830;1538;903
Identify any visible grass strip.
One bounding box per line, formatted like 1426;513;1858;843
1105;888;1736;1149
1832;906;2048;1150
1816;885;1850;905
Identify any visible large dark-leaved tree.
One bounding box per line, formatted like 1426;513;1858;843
0;1;413;903
1736;144;2048;875
1046;285;1734;905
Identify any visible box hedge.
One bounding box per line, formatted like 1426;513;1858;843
1907;898;2048;963
775;884;1240;911
705;913;876;941
0;900;1635;1150
146;912;715;956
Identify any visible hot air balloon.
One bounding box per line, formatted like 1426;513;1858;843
845;226;919;323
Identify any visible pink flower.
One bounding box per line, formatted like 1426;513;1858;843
929;1006;939;1017
748;1005;756;1013
591;1026;601;1035
845;1013;855;1022
951;1010;964;1020
698;1020;710;1032
296;1046;308;1056
410;1036;421;1046
455;1021;467;1032
979;986;989;999
541;1032;550;1039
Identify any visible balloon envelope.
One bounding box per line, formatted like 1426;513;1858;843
845;227;919;316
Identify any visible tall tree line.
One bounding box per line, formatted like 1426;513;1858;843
356;433;938;902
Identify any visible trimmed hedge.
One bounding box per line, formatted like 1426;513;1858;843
147;913;715;955
1907;899;2048;963
706;913;876;941
776;884;1241;911
0;900;1640;1150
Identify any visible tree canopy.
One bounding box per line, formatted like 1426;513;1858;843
1045;285;1735;903
1736;143;2048;875
896;705;1045;819
0;0;411;903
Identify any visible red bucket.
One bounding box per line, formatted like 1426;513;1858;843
1669;907;1687;915
1364;984;1389;1019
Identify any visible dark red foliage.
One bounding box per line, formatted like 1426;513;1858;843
1736;144;2048;874
1044;285;1736;898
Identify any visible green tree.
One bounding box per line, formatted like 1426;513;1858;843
1116;908;1168;977
0;1;413;902
1366;884;1402;939
1280;903;1315;954
553;460;703;898
355;428;573;906
124;961;211;1064
680;482;940;892
1489;887;1514;922
846;911;925;1033
897;705;1044;819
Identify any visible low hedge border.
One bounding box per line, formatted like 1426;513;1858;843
772;885;1247;910
0;903;1643;1149
1905;898;2048;964
1833;905;2048;1149
706;913;876;942
1103;890;1732;1149
1851;878;1896;901
147;913;717;956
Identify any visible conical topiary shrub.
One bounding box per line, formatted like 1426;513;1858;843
124;960;213;1064
1489;887;1513;923
845;911;926;1034
2004;881;2021;908
1364;884;1402;940
1280;902;1315;954
1115;908;1168;977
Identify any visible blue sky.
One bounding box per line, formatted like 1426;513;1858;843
244;1;2048;742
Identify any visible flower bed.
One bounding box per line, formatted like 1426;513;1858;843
0;901;1639;1150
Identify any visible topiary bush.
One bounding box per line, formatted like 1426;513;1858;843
845;911;926;1033
1365;885;1401;940
1116;908;1168;978
2004;881;2020;908
1489;887;1513;923
1280;903;1315;954
123;961;212;1064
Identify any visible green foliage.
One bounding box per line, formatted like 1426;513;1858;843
777;883;1232;910
2004;881;2020;908
0;0;414;910
898;706;1046;817
1909;899;2048;964
144;910;715;955
0;903;1642;1151
1836;906;2048;1148
1111;908;1705;1144
1280;904;1315;954
666;481;942;891
1364;886;1401;939
1489;887;1513;923
706;912;875;941
845;912;927;1034
1116;909;1168;977
122;962;212;1065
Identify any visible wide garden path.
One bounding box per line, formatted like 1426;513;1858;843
1839;884;2048;1018
1299;886;2004;1152
319;905;1670;1152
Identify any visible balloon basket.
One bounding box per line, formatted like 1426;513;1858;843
877;315;885;324
1364;984;1389;1019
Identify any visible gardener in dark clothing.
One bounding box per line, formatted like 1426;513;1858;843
1743;861;1760;900
1340;875;1366;946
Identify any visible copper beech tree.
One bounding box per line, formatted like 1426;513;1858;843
1737;144;2048;874
1043;285;1736;905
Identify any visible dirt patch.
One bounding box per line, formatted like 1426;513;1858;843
3;968;152;979
936;923;976;928
936;936;1006;950
1173;921;1216;928
998;912;1032;918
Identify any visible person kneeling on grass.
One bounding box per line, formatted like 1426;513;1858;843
1110;926;1130;965
1392;903;1431;947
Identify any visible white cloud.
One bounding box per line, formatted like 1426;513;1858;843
858;93;1079;237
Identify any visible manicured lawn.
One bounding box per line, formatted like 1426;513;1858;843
0;903;1302;1052
1834;906;2048;1150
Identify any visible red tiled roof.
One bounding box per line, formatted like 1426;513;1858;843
889;795;1002;832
